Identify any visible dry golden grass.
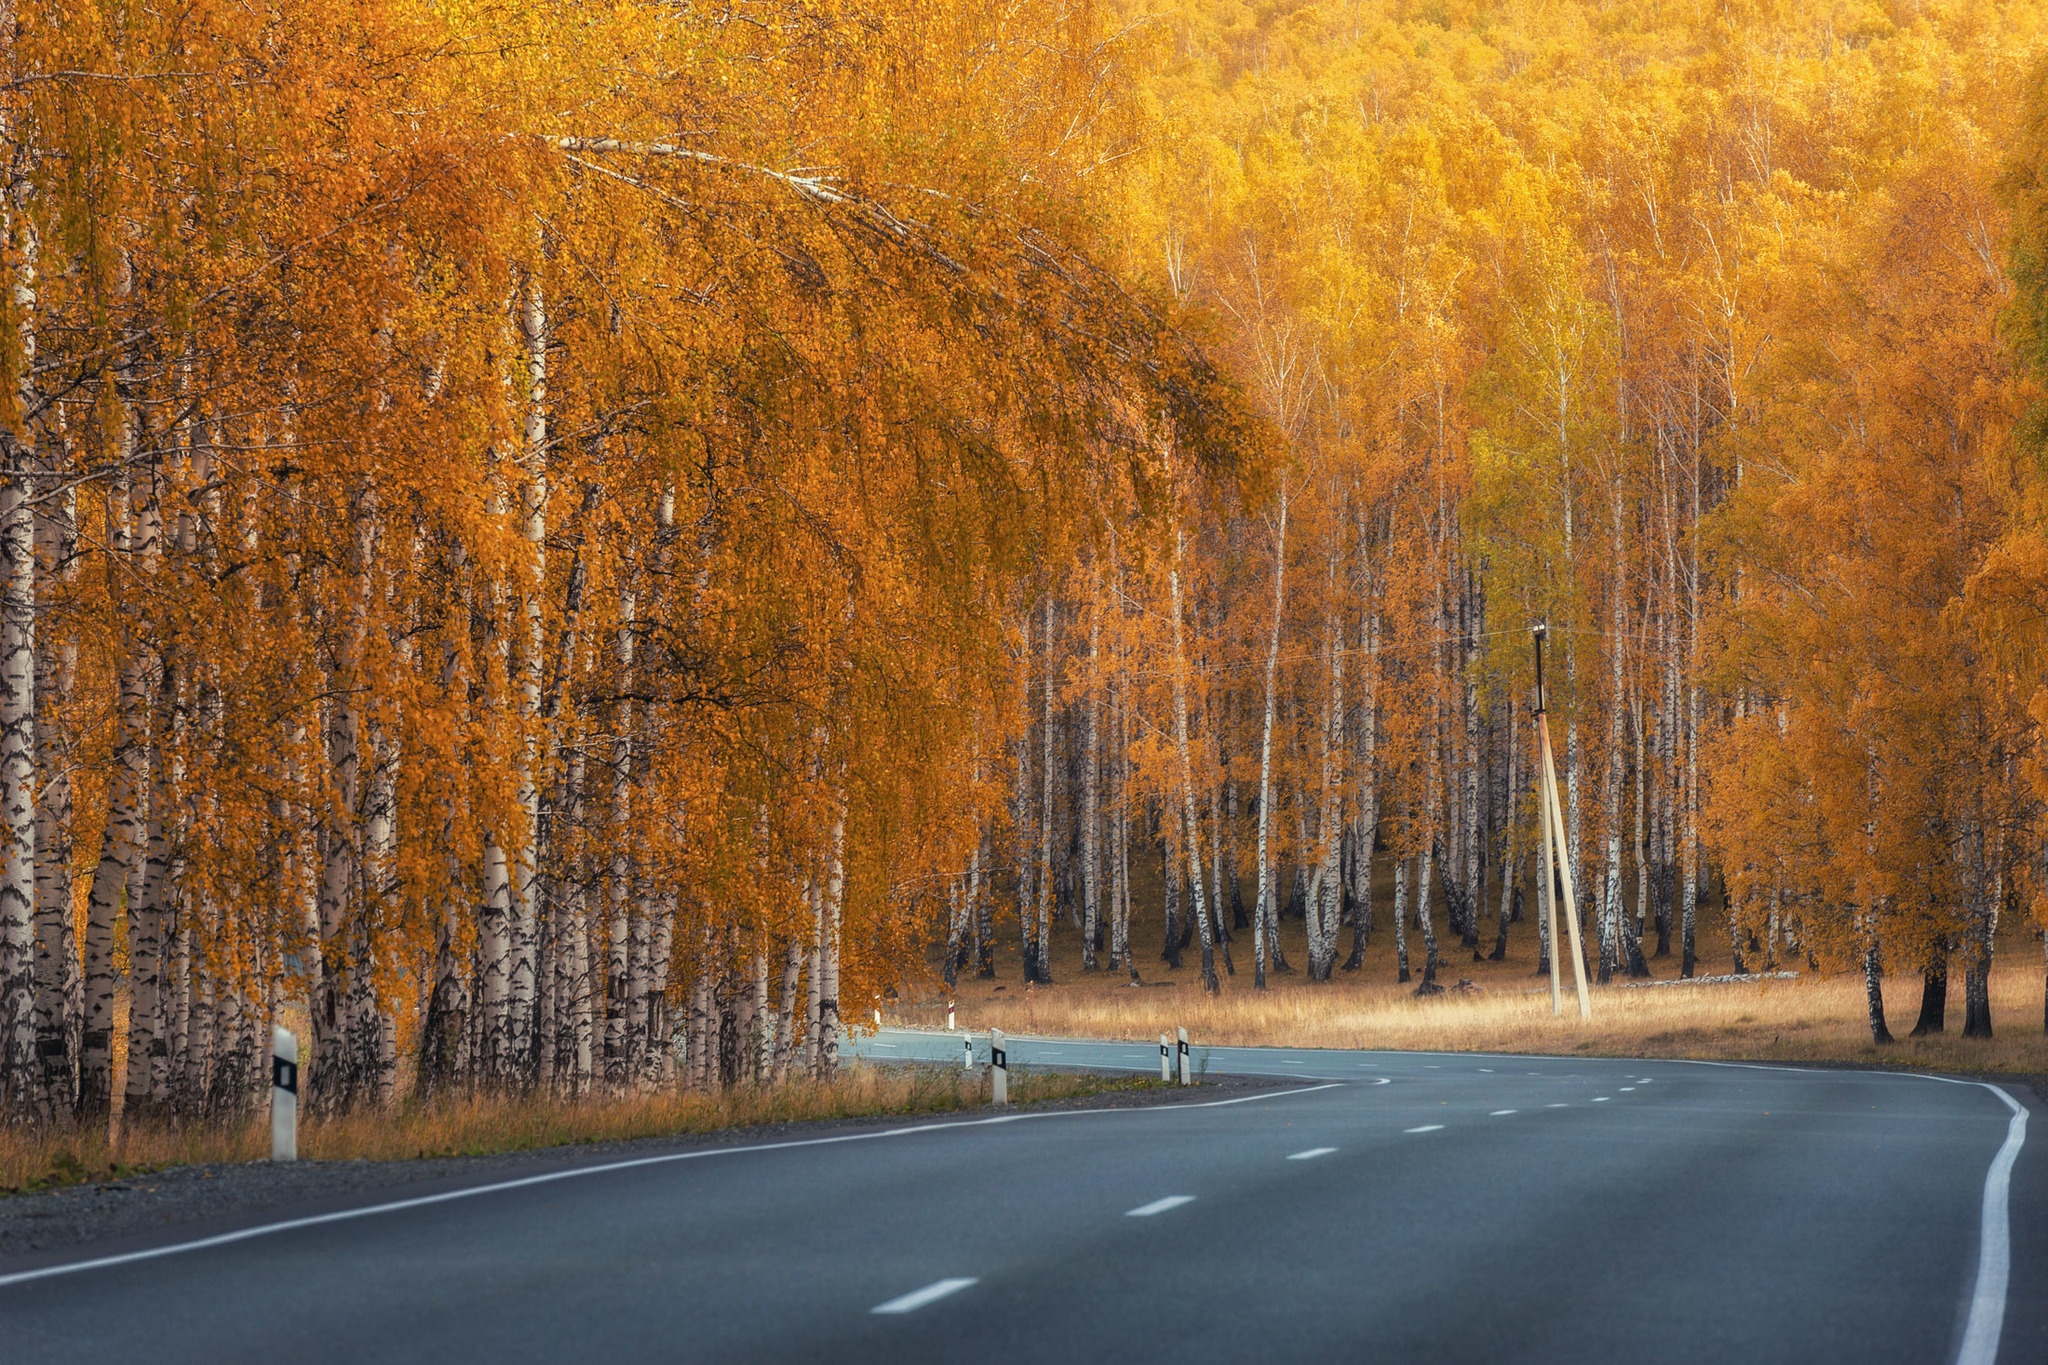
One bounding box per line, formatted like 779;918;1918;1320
896;895;2047;1078
0;1065;1151;1195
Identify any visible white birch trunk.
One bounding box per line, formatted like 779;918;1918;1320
1305;562;1344;982
1081;580;1101;971
1252;486;1288;990
770;935;802;1084
0;120;42;1116
804;870;823;1078
31;506;74;1111
749;949;769;1082
0;371;34;1114
1167;541;1218;994
818;802;846;1075
1010;619;1035;979
79;306;153;1125
126;666;175;1123
625;875;651;1080
604;586;635;1090
478;571;514;1084
510;273;549;1085
648;890;676;1085
1345;592;1381;971
1393;855;1410;982
1036;594;1054;982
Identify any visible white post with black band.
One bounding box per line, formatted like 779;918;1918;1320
1177;1026;1191;1086
271;1026;299;1162
1159;1033;1171;1082
962;1032;973;1071
989;1027;1007;1105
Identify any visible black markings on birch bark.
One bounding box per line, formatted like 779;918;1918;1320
1304;547;1344;982
1168;539;1219;994
1011;610;1036;982
31;469;75;1112
1081;576;1101;971
1252;484;1287;991
1036;592;1055;983
0;351;33;1116
1393;856;1410;982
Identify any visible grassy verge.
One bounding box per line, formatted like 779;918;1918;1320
1;1065;1156;1196
905;915;2047;1078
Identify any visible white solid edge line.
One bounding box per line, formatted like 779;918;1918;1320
1404;1124;1444;1133
1126;1195;1196;1217
1680;1062;2029;1365
872;1278;978;1315
1674;1059;2031;1365
0;1083;1344;1289
1286;1147;1337;1160
1947;1081;2028;1365
861;1026;2028;1360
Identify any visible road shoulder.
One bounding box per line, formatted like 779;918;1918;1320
0;1070;1287;1268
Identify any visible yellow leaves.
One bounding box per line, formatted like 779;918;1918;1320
1966;531;2048;683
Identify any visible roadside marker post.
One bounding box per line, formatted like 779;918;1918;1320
270;1026;299;1162
1159;1034;1172;1081
989;1027;1008;1106
946;1000;956;1031
962;1033;974;1070
1177;1027;1191;1086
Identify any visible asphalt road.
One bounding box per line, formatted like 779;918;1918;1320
2;1030;2038;1364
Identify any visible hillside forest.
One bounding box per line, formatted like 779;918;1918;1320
4;0;2048;1125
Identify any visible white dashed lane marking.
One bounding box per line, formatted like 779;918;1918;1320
1405;1125;1445;1134
1126;1196;1197;1218
1490;1110;1516;1117
872;1279;977;1315
1287;1148;1337;1161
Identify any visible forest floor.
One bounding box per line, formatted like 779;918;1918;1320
0;1064;1178;1202
895;870;2048;1079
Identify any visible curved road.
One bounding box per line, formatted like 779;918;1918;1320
2;1031;2038;1363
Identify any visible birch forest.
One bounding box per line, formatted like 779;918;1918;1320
7;0;2048;1127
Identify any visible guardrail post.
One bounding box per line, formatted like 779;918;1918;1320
271;1026;299;1162
989;1027;1007;1105
1159;1033;1171;1081
1177;1026;1191;1086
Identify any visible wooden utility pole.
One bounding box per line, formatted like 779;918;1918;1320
1534;626;1591;1019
